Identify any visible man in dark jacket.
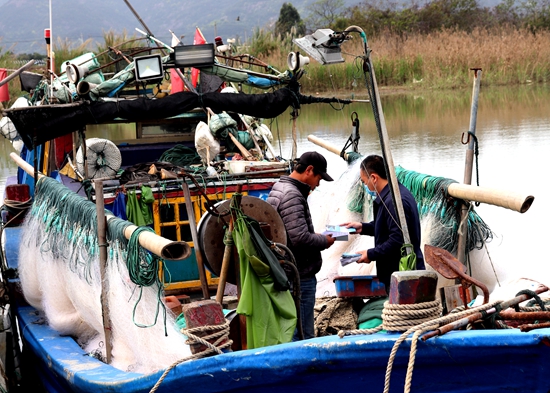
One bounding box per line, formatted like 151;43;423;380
267;151;335;340
343;154;425;292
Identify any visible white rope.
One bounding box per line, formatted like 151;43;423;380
338;300;501;393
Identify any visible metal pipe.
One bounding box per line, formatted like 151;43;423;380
0;60;36;88
365;49;411;250
457;68;482;263
421;285;549;341
499;310;550;320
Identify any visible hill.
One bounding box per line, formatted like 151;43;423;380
0;0;512;55
0;0;351;55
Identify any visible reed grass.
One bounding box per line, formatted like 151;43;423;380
3;26;550;106
253;26;550;92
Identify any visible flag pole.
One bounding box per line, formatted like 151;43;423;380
48;0;54;102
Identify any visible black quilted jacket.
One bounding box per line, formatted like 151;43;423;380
267;176;330;279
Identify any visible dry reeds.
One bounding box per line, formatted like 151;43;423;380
269;27;550;92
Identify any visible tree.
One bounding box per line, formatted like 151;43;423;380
274;3;306;37
305;0;346;31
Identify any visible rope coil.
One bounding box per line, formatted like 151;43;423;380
181;321;233;355
338;300;501;393
149;321;232;393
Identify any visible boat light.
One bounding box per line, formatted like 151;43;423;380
293;29;345;65
134;54;164;82
172;43;215;68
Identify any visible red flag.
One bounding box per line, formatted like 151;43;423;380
191;27;206;88
170;34;185;94
0;69;9;102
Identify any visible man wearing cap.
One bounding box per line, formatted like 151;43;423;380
267;151;335;340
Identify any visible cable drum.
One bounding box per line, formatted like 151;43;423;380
76;138;122;179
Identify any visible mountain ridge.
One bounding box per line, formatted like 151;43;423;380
0;0;509;55
0;0;325;55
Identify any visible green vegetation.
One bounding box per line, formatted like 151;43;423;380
250;0;550;92
274;3;305;37
2;0;550;107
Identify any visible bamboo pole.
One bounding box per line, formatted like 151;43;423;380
307;134;351;161
447;183;534;214
308;134;534;213
95;181;112;363
10;152;191;261
228;133;254;161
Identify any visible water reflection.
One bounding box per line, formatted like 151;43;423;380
1;84;549;288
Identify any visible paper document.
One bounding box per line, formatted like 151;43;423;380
322;225;356;241
340;253;361;266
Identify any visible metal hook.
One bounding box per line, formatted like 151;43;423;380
461;132;471;145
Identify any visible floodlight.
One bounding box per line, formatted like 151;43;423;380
293;29;345;65
172;43;215;68
134;54;164;82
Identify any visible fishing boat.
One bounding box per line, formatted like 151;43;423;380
1;23;549;393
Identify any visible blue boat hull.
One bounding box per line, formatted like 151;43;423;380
5;226;550;393
15;302;550;393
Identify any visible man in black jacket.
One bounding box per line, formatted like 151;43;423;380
343;154;425;292
267;151;335;339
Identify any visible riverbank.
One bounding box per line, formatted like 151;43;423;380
256;27;550;94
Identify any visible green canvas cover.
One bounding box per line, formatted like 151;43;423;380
233;208;297;348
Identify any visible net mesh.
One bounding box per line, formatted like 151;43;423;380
18;176;191;373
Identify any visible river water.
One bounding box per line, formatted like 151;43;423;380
1;83;549;295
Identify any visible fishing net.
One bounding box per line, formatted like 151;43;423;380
17;176;191;374
395;165;493;254
76;138;122;179
158;144;202;167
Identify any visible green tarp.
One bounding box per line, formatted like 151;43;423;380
233;208;297;348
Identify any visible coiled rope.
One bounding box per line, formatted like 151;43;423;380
1;197;33;226
149;321;232;393
338;300;501;393
158;144;202;168
126;226;167;331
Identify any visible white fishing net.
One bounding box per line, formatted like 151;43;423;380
309;159;377;297
18;178;191;374
76;138;122;179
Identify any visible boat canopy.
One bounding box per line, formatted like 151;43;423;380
4;88;352;150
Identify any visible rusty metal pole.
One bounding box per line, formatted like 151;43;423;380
456;68;482;264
